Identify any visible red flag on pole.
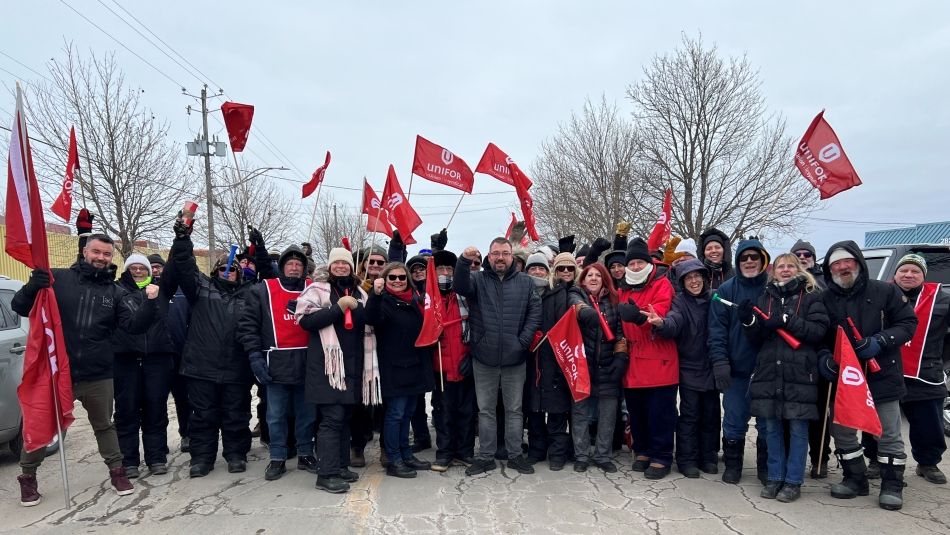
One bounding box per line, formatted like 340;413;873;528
382;165;422;238
474;142;532;189
302;150;331;198
504;212;529;248
5;85;74;452
50;126;79;222
647;189;672;252
411;135;475;193
832;326;882;437
545;307;591;402
510;162;540;242
361;179;393;237
221;101;254;152
795;111;863;199
415;257;444;347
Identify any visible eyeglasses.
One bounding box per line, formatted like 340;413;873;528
795;251;814;259
556;266;575;273
216;266;229;273
739;253;761;262
387;274;407;281
367;259;386;266
128;265;149;273
489;251;512;257
471;260;481;266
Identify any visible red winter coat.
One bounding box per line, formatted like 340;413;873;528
435;292;469;382
619;270;678;388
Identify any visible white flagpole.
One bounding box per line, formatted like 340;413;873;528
445;191;466;229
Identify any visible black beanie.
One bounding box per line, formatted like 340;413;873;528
703;234;724;249
147;254;165;266
624;237;652;265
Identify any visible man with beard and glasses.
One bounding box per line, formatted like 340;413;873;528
818;241;917;510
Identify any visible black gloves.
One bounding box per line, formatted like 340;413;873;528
619;299;647;325
430;228;448;251
247;226;265;249
737;299;755;324
76;208;93;236
712;360;731;391
818;350;838;382
27;268;51;290
249;351;272;384
558;235;576;254
854;334;885;361
173;211;193;239
760;312;786;331
588;237;611;260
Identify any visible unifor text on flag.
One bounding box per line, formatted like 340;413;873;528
794;110;862;200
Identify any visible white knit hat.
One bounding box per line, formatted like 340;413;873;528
828;248;855;265
328;247;355;270
674;238;697;257
123;253;150;272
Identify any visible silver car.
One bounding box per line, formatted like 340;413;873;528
0;276;59;457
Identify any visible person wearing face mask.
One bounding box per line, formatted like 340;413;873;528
365;262;435;479
707;236;771;485
616;237;679;480
163;214;268;479
744;254;829;503
698;228;733;290
647;259;719;478
111;254;178;480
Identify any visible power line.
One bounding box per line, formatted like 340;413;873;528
0;51;54;83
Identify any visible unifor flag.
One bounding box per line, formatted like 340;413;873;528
50;125;79;222
361;178;393;237
5;85;74;452
832;326;882;437
382;164;421;243
795;110;862;199
509;161;540;242
474;142;532;189
545;307;591;402
302;150;331;199
646;189;672;252
415;257;444;347
221;101;254;152
504;212;529;248
411;135;475;193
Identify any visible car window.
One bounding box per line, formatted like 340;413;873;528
911;248;950;286
864;255;889;281
0;290;19;330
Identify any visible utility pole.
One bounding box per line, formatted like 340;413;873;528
201;86;215;271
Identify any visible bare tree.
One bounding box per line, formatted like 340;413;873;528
307;192;375;264
627;34;817;242
24;43;195;256
531;96;645;244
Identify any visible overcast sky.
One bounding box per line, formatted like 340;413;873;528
2;1;948;260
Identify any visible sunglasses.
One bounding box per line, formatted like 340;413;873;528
472;260;481;266
795;251;814;259
739;253;761;262
387;274;407;281
556;266;575;272
367;259;386;266
216;266;229;273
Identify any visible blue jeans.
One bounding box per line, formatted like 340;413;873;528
384;395;418;462
765;418;809;485
721;376;765;440
266;383;316;461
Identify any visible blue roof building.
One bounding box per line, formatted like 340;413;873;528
865;221;950;247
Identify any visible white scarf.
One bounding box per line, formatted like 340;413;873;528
625;263;654;286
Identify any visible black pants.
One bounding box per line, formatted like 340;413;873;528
434;376;477;461
411;394;432;445
315;404;352;476
170;352;190;439
114;353;174;467
350;404;376;452
864;397;946;465
676;387;721;468
526;411;570;462
808;377;833;465
625;385;678;466
187;378;251;465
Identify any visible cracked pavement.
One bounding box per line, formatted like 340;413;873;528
1;401;948;534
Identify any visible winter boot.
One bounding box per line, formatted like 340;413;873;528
721;438;744;484
17;474;41;507
830;448;869;499
866;457;881;479
878;454;906;511
755;437;769;485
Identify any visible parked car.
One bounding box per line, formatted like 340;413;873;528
0;276;60;457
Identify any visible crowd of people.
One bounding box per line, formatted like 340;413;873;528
10;211;948;513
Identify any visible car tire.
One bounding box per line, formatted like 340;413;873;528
8;423;61;458
944;398;950;438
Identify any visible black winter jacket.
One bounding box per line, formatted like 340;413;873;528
698;228;734;290
298;276;366;405
165;236;254;385
821;240;918;404
237;276;308;385
526;281;573;414
570;288;628;398
656;288;715;392
365;290;434;397
746;276;829;420
453;255;542;368
11;260;155;382
112;271;176;357
899;284;949;402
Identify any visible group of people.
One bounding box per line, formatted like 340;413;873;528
10;211;947;514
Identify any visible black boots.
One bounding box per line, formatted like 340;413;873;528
755;437;768;485
722;438;744;484
878;455;906;511
830;448;869;499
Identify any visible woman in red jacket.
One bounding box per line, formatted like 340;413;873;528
617;238;679;480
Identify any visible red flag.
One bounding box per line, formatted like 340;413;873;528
474;142;532;189
795;111;862;199
5;86;74;452
504;212;529;248
221;101;254;152
302;150;331;199
546;307;591;402
415;257;444;347
50;126;79;222
832;326;882;437
510;162;540;242
382;165;422;238
647;189;672;252
361;179;393;237
411;135;475;193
